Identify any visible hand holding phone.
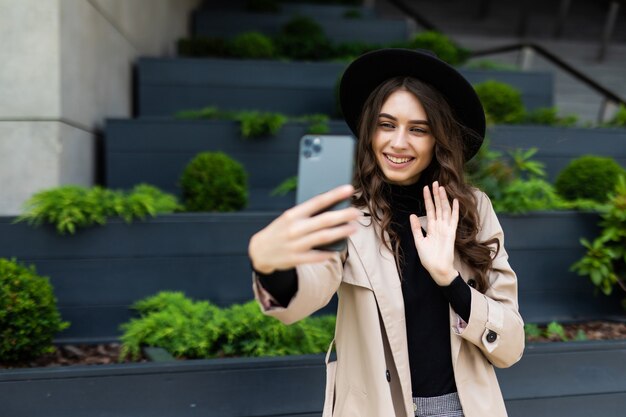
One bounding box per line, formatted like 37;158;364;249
296;135;356;251
248;135;358;274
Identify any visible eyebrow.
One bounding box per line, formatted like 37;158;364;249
378;113;430;125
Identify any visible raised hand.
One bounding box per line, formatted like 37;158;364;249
248;184;361;274
409;181;459;286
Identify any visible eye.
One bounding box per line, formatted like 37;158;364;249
378;122;395;129
410;126;429;134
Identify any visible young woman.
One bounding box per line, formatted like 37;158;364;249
248;49;525;417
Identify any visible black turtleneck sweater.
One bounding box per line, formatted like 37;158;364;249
256;179;472;398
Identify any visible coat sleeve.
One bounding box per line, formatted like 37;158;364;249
252;248;346;325
455;191;525;368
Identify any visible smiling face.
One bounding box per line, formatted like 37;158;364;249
372;89;436;186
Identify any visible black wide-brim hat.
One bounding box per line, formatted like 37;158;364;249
339;48;485;161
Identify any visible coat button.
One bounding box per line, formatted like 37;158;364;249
467;279;477;288
486;330;498;343
386;370;391;382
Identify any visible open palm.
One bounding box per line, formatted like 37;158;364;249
409;181;459;286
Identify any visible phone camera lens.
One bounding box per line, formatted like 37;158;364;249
312;144;322;153
303;149;312;159
304;138;313;147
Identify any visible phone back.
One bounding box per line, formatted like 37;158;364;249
296;135;356;209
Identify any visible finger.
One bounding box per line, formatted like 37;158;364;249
439;186;451;223
293;222;358;252
450;198;460;230
409;214;424;241
291;184;354;218
423;185;436;233
432;181;442;221
293;207;361;237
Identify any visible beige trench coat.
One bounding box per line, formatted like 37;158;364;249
253;190;525;417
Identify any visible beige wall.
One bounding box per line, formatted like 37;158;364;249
0;0;201;214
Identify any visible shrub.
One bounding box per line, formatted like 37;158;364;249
524;107;578;127
465;138;515;202
230;32;276;59
606;104;626;127
492;178;566;214
407;31;470;66
120;292;335;360
331;41;379;60
120;292;225;360
474;80;525;125
293;113;330;134
572;176;626;299
464;60;519;71
175;106;221;120
274;16;333;60
179;152;248;212
235;110;287;137
17;184;181;234
177;37;231;58
0;258;69;363
343;9;362;18
271;176;298;196
555;155;626;203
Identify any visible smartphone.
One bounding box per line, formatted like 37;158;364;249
296;134;356;251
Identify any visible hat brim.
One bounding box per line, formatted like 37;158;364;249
339;48;485;161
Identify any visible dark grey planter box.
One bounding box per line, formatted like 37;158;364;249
0;213;297;343
488;125;626;181
500;339;626;417
137;58;554;117
0;210;622;342
137;57;347;117
1;340;625;417
104;119;352;211
502;211;624;323
191;11;408;44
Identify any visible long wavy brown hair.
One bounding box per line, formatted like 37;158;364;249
352;76;499;293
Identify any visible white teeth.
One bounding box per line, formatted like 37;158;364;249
385;154;412;164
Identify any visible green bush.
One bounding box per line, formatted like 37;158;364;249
464;59;519;71
0;258;69;363
274;16;333;60
177;37;231;58
331;41;379;60
572;176;626;299
235;110;287;137
465;138;514;202
271;176;298;196
606;104;626;127
230;32;276;59
179;152;248;212
175;106;327;137
524;107;578;127
492;178;566;214
120;292;335;360
17;184;181;234
343;9;362;18
555;155;626;203
474;80;525;124
407;31;470;66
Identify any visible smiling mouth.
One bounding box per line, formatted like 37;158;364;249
385;154;414;164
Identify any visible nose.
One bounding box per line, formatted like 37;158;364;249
390;127;409;149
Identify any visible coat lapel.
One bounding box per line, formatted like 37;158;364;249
351;213;414;415
350;213;464;414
